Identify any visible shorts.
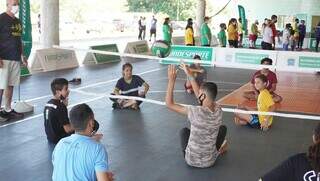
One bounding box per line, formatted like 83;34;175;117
150;29;156;34
247;114;260;129
249;34;257;41
0;60;21;89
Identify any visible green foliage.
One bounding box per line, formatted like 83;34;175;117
126;0;196;20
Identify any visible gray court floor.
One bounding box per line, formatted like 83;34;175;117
0;58;317;181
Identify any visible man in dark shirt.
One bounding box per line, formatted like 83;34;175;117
0;0;28;122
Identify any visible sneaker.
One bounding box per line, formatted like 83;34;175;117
0;115;8;122
112;103;121;109
69;78;82;85
2;110;24;120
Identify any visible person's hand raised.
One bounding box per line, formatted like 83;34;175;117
167;65;178;82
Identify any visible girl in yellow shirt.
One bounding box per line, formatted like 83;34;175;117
185;18;195;46
234;74;276;131
227;18;238;48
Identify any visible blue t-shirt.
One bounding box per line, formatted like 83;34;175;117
52;134;109;181
115;75;145;96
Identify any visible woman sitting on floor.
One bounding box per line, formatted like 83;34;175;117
111;63;149;110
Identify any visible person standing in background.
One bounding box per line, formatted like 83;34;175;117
217;23;227;47
270;15;278;50
138;16;143;40
261;19;273;50
163;17;172;44
0;0;27;122
315;21;320;52
282;24;291;51
185;18;195;46
200;17;212;47
292;18;300;50
149;15;157;42
141;17;146;40
297;20;306;50
227;18;238;48
249;20;259;49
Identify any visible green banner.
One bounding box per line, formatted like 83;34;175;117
161;45;213;66
299;56;320;68
235;53;268;64
309;38;320;51
91;44;121;63
133;44;149;54
19;0;32;76
238;5;247;35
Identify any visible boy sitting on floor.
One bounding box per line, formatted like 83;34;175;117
184;55;207;94
235;74;276;131
44;78;99;144
243;57;282;103
111;63;149;110
166;64;227;168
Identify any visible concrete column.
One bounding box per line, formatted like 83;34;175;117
195;0;205;36
40;0;59;48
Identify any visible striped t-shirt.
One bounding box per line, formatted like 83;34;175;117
185;105;223;168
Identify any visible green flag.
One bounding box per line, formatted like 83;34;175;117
238;5;247;35
19;0;32;76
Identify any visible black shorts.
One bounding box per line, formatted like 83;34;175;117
150;29;156;34
228;40;238;48
261;41;272;50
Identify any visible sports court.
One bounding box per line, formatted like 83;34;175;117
1;0;320;180
0;57;319;181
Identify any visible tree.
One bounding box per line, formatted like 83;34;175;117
126;0;196;21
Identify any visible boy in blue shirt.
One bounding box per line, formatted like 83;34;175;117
52;104;113;181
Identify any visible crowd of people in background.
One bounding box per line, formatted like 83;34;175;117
136;14;320;52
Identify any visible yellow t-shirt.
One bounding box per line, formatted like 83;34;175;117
227;24;237;40
257;89;275;126
185;28;194;45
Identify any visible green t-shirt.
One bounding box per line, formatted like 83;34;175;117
163;24;172;44
200;23;211;46
217;30;226;47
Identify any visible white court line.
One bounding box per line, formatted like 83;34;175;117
24;67;165;103
0;95;106;128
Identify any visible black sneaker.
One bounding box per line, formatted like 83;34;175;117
112;103;121;109
3;110;24;120
0;111;8;122
69;78;82;85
